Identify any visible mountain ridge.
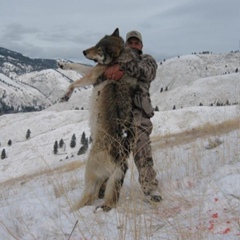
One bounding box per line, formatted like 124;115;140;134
0;47;239;115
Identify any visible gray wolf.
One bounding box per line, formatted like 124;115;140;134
60;28;139;211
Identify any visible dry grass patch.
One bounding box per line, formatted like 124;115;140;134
0;160;85;189
152;117;240;149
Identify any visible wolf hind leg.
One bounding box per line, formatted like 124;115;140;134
98;178;108;199
71;150;109;211
99;162;128;211
72;181;102;211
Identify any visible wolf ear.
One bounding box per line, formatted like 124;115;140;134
111;28;119;37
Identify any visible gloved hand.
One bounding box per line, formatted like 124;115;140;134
103;64;124;80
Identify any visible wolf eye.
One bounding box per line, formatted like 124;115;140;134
97;48;102;54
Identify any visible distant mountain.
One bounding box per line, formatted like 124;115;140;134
0;47;57;79
0;47;239;115
0;47;83;115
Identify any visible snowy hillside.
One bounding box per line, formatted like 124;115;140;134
50;52;240;112
1;49;239;114
0;47;89;113
0;105;239;239
0;51;239;239
0;69;83;113
17;69;83;104
0;73;52;111
151;53;240;110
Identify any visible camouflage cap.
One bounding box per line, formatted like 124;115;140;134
126;30;142;42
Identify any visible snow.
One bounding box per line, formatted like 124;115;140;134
0;52;240;239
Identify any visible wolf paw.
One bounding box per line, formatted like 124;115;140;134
95;204;112;212
59;95;70;102
57;61;73;70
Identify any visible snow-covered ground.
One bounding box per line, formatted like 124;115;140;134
0;52;239;239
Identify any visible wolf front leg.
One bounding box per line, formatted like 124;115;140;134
60;64;107;102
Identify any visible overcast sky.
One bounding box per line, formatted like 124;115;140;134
0;0;239;63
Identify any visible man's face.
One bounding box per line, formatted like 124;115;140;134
126;37;143;51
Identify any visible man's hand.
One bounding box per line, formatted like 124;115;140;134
104;64;124;81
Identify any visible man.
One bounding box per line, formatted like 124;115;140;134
103;30;162;202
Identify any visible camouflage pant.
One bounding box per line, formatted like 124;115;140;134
132;108;158;194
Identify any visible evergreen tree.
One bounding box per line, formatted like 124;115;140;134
53;141;58;154
78;136;89;155
81;132;86;145
59;139;64;148
77;145;87;155
1;149;6;159
84;138;89;149
70;134;76;148
154;106;159;111
26;129;31;139
8;140;12;146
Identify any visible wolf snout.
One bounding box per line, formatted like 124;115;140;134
83;50;87;56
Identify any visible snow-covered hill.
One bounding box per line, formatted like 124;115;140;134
1;48;239;114
0;50;239;239
0;105;239;239
49;52;240;112
152;53;240;110
0;47;90;113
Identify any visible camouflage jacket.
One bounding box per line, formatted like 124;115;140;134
119;49;158;118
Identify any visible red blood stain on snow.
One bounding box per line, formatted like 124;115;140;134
211;213;218;218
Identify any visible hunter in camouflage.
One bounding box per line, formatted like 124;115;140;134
103;30;162;202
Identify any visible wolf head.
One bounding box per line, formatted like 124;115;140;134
83;28;124;65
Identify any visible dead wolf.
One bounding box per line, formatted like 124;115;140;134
60;28;140;211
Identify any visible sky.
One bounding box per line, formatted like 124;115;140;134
0;0;239;63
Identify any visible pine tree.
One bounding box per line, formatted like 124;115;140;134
84;138;89;149
53;141;58;154
77;145;87;155
59;139;64;148
78;136;89;155
26;129;31;139
1;149;6;159
8;140;12;146
70;134;76;148
81;132;86;145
